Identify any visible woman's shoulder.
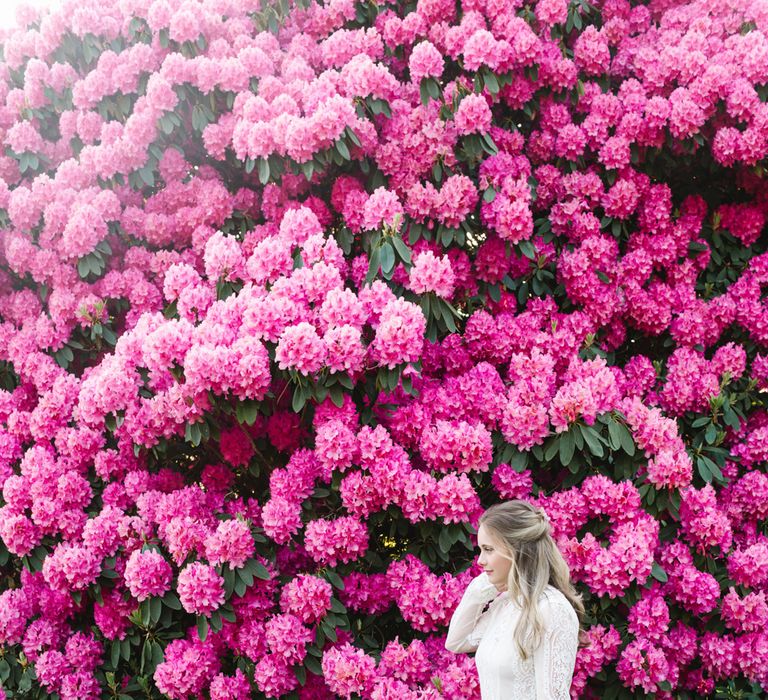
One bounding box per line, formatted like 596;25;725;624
538;586;579;628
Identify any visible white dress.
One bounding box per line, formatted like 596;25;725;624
445;573;579;700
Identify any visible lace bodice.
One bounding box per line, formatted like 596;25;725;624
445;573;579;700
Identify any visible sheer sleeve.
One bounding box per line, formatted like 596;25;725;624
445;573;499;654
533;592;579;700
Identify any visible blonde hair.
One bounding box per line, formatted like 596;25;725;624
479;500;587;660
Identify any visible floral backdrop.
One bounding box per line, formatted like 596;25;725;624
0;0;766;698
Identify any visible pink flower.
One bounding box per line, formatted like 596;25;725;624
304;516;369;567
409;250;456;298
324;325;366;374
275;322;327;375
409;41;444;82
265;613;312;664
280;574;333;624
209;669;251;700
203;231;245;282
124;549;173;602
154;637;220;699
177;562;225;617
253;654;298;697
362;188;404;231
454;94;492;135
322;643;376;698
204;519;254;569
371;298;426;369
261;497;303;544
617;640;670;694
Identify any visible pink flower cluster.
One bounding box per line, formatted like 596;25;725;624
0;0;767;698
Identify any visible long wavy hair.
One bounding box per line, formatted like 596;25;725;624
479;500;587;660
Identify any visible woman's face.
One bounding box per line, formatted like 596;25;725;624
477;524;512;589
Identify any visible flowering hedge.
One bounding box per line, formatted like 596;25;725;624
0;0;767;698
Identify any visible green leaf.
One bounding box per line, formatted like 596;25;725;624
330;384;344;408
440;300;457;333
391;236;412;265
258;158;270;185
618;423;635;456
150;596;162;625
140;639;152;673
697;456;712;483
559;431;575;466
518;240;536;260
295;665;307;686
481;132;498;153
323;622;337;642
438;527;453;553
380;241;395;276
292;384;308;413
197;615;209;642
330;598;346;614
325;569;345;590
483;187;496;203
700;455;724;482
337;373;354;390
607;419;622;450
580;424;604;457
346;127;361;147
163;591;182;610
544;437;559;462
151;640;165;668
111;640;121;668
483;71;499;94
305;654;323;675
366;247;381;283
651;562;668;583
209;610;222;632
509;450;529;472
420;80;431;106
185;421;202;446
236;399;261;426
138;164;155;187
140;599;151;626
244;558;271;581
101;325;117;346
336;139;350;160
723;405;740;430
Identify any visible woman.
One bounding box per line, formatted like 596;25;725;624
445;500;584;699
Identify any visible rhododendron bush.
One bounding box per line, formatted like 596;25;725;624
1;0;768;697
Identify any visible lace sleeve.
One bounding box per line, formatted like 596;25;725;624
445;573;498;654
533;591;579;700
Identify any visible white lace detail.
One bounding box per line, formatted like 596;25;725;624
446;579;579;700
536;593;579;699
